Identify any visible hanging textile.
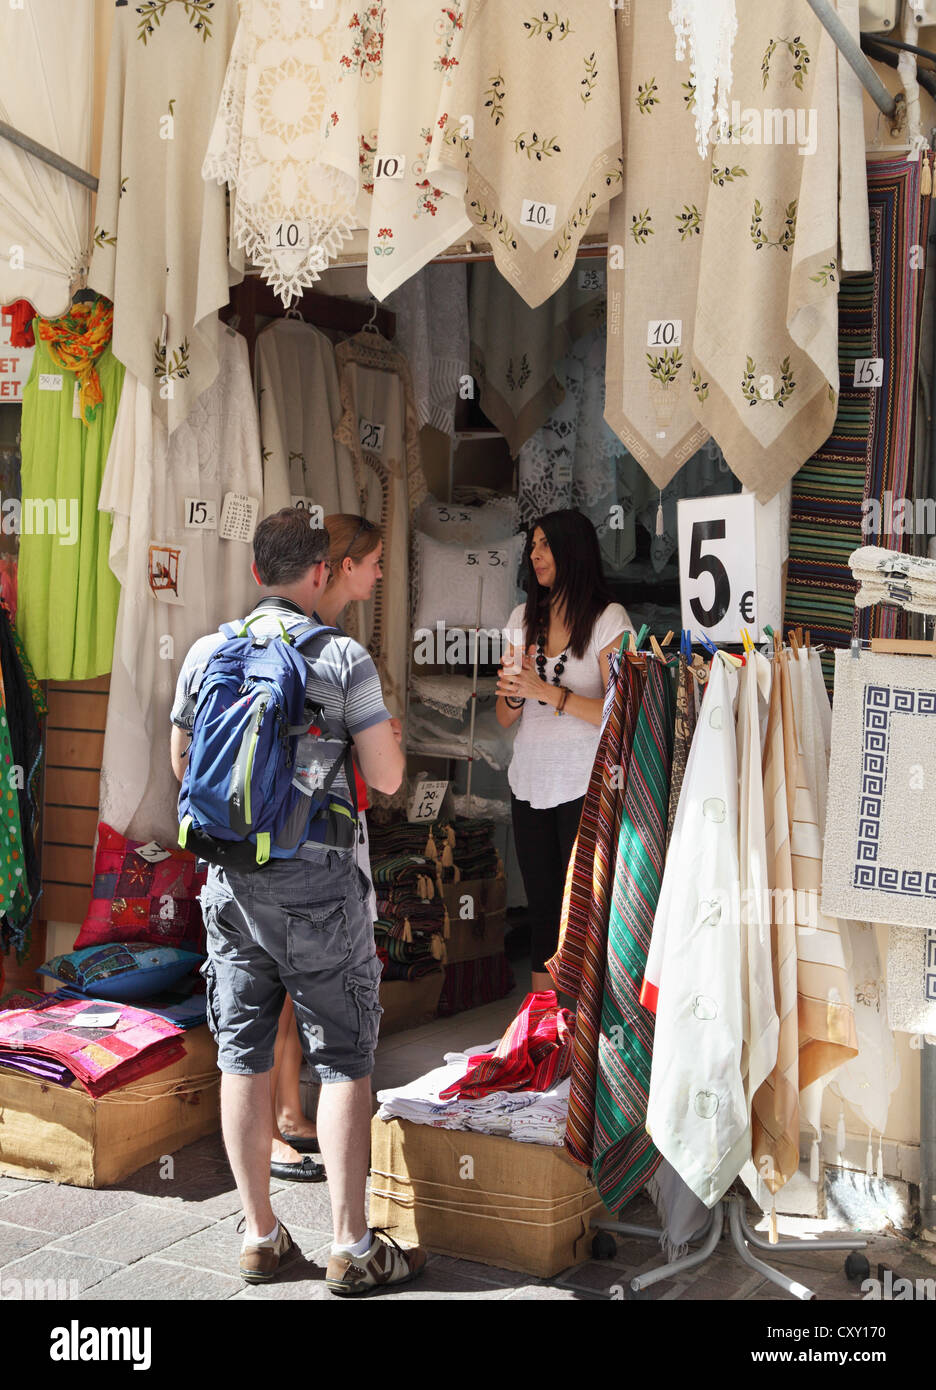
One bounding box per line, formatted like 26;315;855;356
785;155;932;684
689;0;840;501
255;318;356;519
439;991;574;1100
548;653;644;1167
89;0;240;434
0;0;93;316
427;0;623;309
98;328;262;847
832;922;899;1138
0;604;45;963
645;656;752;1208
386;263;470;437
17;308;124;681
320;0;471;302
592;657;674;1213
4;302;36;349
203;0;357;306
604;0;710;484
333;330;427;724
886;926;936;1038
468;262;604;457
850;545;936;616
35;298;113;426
665;654;697;849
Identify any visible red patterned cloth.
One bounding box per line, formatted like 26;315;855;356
74;823;207;951
3;300;36;347
439;991;575;1100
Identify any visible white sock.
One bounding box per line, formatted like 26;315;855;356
332;1229;372;1258
247;1220;279;1245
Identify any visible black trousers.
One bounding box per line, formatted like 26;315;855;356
510;792;586;974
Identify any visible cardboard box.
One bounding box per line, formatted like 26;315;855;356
378;971;444;1036
441;876;507;964
0;1025;220;1188
369;1115;608;1278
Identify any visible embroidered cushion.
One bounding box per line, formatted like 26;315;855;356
38;943;204;1001
72;823;208;951
413;530;525;634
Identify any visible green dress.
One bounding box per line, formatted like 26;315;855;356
17;334;124;679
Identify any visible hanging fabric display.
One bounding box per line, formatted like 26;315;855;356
0;604;46;963
17;300;124;680
321;0;471;302
0;0;93;316
833;922;900;1137
886;926;936;1038
468;262;604;457
386;263;470;438
427;0;623;309
89;0;240;434
604;0;710;485
203;0;358;306
98;328;262;846
785;155;932;681
255;318;356;519
333;330;428;725
689;0;840;501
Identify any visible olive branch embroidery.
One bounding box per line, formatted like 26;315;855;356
93;227;117;249
810;260;837;287
751;198;797;251
675;204;702;240
630;208;654;244
154;337;191;382
741;356;796;407
691;369;709;403
553;189;598;259
523;11;573;41
137;1;214;45
761;35;810;90
646;347;683;387
469;200;517;251
513;131;561;160
581;52;598;106
484;73;506;125
636;77;659;115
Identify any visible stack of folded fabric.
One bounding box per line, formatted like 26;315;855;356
0;996;186;1097
435;816;511;1015
374;888;448;983
47;980;208;1031
441;817;501;881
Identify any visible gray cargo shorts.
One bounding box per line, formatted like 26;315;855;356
198;849;383;1083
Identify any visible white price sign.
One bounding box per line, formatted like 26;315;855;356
677;493;759;645
647;319;682;348
578;264;606;291
271;220;311;250
134;841;173;864
184;498;217;530
521;198;557;230
359;417;385;452
853;356;884;388
464;548;508;568
219;492;259;543
430;504;473;525
38;373;63;391
374;154;406;179
407;779;449;823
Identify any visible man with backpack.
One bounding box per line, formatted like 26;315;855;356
169;507;426;1296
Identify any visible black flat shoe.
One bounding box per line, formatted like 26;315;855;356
280;1134;320;1154
271;1155;326;1183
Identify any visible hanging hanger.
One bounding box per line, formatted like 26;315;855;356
362;298;380;334
284;305;304;321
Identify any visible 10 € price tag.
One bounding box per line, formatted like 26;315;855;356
520;199;557;230
677;493;759;645
407;780;449;823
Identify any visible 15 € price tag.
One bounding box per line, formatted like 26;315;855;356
407;779;449;823
184;498;217;530
677;493;759;645
853;357;884;388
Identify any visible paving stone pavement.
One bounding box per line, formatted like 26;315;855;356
1;1134;934;1302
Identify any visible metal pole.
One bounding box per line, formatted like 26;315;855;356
464;574;483;818
0;120;98;192
803;0;898;118
922;1040;936;1241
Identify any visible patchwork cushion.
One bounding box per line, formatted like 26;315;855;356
38;943;204;1001
73;823;208;951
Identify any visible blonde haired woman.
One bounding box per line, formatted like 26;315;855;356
270;514;401;1178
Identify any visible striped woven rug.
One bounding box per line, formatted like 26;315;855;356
785;154;932;686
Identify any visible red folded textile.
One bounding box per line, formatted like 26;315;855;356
3;300;36;347
439;990;575;1099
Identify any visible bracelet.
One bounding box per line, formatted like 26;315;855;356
555;686;569;716
504;695;525;709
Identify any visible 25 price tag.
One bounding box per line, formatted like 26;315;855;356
579;265;606;291
359;417;385;452
647;319;682;348
184;498;217;530
407;779;449;823
677;493;759;644
853;357;884;388
464;548;508;568
271;220;311;250
521;199;557;230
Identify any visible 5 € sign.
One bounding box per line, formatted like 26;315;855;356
677;493;760;645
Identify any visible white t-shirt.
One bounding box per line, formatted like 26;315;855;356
504;601;632;809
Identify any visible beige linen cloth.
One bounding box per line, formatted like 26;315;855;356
427;0;623;308
604;0;710;483
255;319;356;520
333;330;427;730
690;1;841;501
89;0;240;434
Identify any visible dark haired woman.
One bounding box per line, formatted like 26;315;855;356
496;509;632;992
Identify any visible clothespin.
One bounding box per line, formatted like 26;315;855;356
680;629;691;660
650;635;665;661
718;649;744;669
662;631;674;648
850;636;862;660
789;630;800;657
628;631;638;655
805;629;811;650
634;623;650;650
740;627;754;655
696;632;718;656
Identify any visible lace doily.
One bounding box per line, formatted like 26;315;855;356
202;0;357;305
411;674;499;720
669;0;738;158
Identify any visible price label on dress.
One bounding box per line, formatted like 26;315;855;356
578;265;606;291
38;373;63;391
647;319;682;348
407;779;449;823
374;154;406;179
271;220;311;250
677;493;759;645
464;548;508;568
853;357;884;388
184;498;217;530
134;841;173;864
72;381;82;419
219;492;259;543
358;417;385;452
521;199;557;230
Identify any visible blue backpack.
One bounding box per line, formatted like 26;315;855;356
177;607;356;871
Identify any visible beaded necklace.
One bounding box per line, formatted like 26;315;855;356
535;629;569;706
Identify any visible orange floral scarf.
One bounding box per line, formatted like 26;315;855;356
35;297;114;427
